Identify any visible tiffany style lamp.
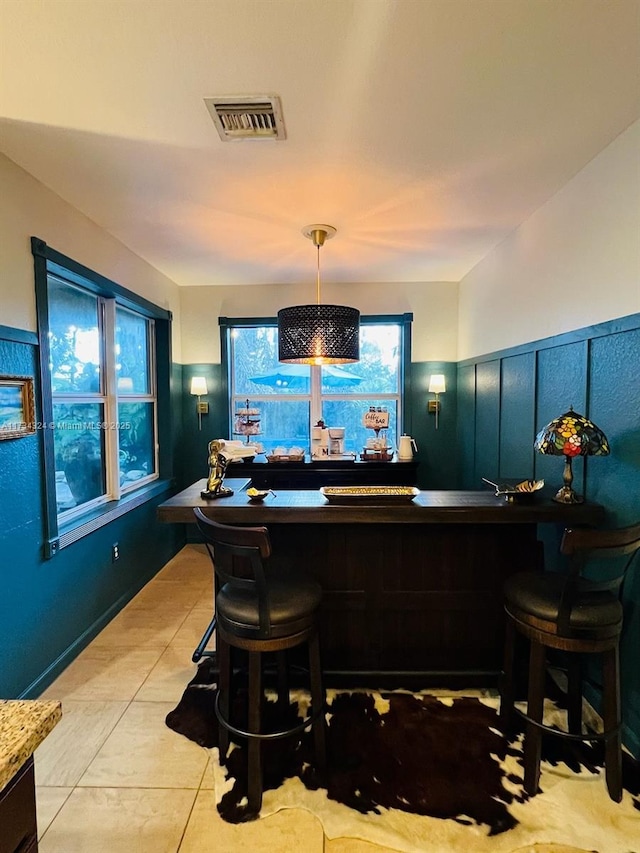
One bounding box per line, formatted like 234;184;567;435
534;407;610;504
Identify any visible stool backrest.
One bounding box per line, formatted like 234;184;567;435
557;520;640;633
193;508;273;632
561;520;640;590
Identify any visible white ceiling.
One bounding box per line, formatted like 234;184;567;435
1;0;638;288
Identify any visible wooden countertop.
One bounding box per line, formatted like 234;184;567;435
158;479;605;526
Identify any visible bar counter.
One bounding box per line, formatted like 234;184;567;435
158;480;605;686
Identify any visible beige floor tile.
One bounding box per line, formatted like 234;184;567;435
179;788;324;853
78;700;209;789
200;754;215;790
154;545;211;582
90;606;190;649
35;700;129;786
134;645;199;703
36;787;73;838
38;786;196;853
325;838;403;853
39;646;163;701
127;582;209;610
169;607;217;651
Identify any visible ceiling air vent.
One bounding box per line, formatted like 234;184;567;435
204;95;286;141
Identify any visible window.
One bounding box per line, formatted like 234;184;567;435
33;238;171;556
223;315;411;455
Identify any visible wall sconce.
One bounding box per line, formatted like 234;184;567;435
428;374;446;429
190;376;209;431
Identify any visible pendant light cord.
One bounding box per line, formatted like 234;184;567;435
316;242;321;305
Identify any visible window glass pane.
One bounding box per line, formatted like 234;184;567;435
48;280;101;393
322;399;398;455
116;308;150;394
232;327;309;395
322;325;400;395
233;399;310;455
118;402;156;484
53;403;106;512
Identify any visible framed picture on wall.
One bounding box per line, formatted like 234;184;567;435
0;375;36;439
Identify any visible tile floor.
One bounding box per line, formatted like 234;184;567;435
35;544;398;853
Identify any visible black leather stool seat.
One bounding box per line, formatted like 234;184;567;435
217;577;323;638
504;572;622;632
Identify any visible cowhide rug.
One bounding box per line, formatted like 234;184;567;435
166;660;640;853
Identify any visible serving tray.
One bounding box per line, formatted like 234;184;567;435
320;485;419;504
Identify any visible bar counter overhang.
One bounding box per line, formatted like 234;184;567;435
158;480;605;687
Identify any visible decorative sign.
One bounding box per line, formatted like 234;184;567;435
363;409;389;430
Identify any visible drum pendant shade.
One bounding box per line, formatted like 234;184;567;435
278;225;360;365
278;303;360;364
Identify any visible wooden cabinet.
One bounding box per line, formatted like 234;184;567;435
0;758;37;853
236;458;418;490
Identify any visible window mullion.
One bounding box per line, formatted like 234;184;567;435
102;298;121;500
310;366;322;425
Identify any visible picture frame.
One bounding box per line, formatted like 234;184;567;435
0;375;36;439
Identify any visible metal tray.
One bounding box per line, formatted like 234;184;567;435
320;486;419;504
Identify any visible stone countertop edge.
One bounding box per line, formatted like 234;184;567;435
0;699;62;792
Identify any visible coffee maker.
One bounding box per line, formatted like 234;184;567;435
328;427;345;456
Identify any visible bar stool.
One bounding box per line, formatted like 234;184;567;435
500;520;640;801
193;507;326;816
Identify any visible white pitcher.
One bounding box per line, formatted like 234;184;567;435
398;434;417;460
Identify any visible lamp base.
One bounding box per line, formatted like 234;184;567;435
553;485;584;504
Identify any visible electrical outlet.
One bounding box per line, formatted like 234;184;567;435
112;543;120;562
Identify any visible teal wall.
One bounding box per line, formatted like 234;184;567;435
0;330;185;699
456;313;640;756
180;363;227;488
409;362;458;489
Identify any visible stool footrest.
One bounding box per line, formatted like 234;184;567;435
215;690;325;742
513;706;620;743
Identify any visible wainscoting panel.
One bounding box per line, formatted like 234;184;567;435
499;352;535;481
534;340;588;496
456;312;640;757
474;361;501;486
457;364;476;488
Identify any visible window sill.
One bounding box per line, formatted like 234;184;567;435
46;479;174;558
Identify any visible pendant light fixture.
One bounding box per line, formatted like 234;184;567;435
278;225;360;364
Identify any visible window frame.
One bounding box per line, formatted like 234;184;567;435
32;237;172;558
220;313;412;451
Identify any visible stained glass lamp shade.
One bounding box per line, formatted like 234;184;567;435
534;408;610;504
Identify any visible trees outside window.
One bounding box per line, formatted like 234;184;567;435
226;318;409;454
46;277;158;520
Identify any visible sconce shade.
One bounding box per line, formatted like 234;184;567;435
428;374;446;394
190;376;208;396
534;407;609;504
534;408;609;458
278;304;360;364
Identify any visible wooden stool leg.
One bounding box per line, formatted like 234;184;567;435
499;615;517;731
276;650;289;718
247;651;263;815
217;636;231;764
524;641;546;796
602;645;622;802
308;628;326;772
567;654;583;736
